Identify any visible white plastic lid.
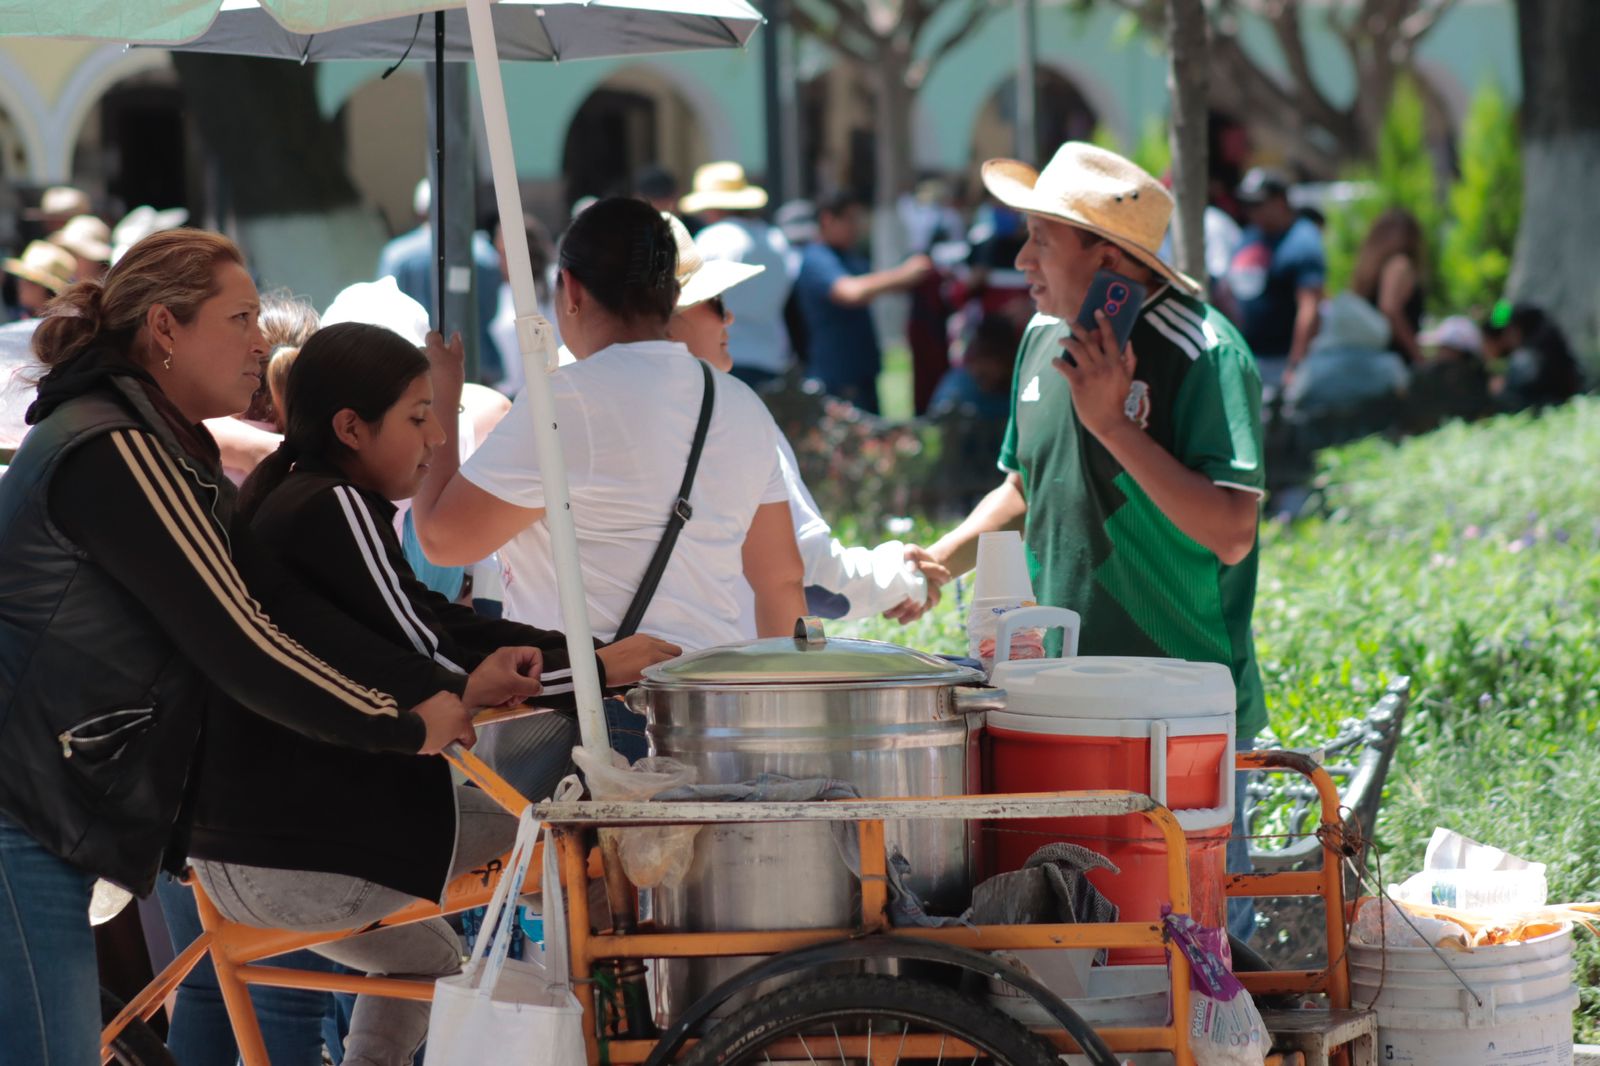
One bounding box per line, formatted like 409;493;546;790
989;656;1235;721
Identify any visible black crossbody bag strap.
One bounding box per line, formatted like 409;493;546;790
614;359;716;640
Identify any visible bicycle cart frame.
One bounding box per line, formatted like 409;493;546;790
100;746;1352;1066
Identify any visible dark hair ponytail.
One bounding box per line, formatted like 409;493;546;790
31;281;107;369
237;321;430;520
557;197;678;325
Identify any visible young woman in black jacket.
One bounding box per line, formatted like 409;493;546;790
178;321;677;1063
0;231;539;1066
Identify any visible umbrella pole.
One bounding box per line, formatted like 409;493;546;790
463;0;610;760
433;13;445;331
464;5;655;1040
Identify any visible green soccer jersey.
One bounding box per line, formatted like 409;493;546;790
997;288;1268;738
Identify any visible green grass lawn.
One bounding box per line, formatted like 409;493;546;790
877;343;914;423
839;399;1600;1036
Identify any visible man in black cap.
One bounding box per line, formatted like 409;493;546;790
1225;168;1324;388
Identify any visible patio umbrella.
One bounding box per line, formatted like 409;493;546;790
3;0;765;756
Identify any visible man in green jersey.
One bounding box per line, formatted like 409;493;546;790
895;143;1265;931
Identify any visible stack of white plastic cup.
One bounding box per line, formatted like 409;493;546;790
967;531;1041;671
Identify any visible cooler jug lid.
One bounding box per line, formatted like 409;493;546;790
989;656;1235;719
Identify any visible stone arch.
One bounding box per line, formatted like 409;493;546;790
970;63;1109;167
53;45;172;183
67;62;190;217
0;50;48;184
560;62;727;210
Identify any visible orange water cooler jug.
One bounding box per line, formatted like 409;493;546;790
985;632;1236;964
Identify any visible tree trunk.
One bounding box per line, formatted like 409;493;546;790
171;54;387;307
870;52;914;267
1508;0;1600;361
1164;0;1209;282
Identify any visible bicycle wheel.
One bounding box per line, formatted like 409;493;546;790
100;988;177;1066
680;974;1066;1066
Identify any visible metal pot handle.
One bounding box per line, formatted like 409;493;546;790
954;686;1006;715
794;616;826;645
623;687;651;716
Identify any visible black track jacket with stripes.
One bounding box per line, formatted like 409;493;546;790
187;464;603;899
0;373;461;894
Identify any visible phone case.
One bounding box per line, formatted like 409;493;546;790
1073;270;1148;353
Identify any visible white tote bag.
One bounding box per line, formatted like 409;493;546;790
428;798;587;1064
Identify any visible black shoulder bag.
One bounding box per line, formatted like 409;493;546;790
613;359;716;640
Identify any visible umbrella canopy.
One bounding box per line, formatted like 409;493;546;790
2;0;764;759
4;0;761;59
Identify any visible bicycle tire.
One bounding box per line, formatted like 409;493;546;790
680;974;1064;1066
100;988;177;1066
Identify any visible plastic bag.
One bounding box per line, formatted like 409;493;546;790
427;800;586;1064
1165;912;1267;1066
571;746;700;889
1350;896;1470;949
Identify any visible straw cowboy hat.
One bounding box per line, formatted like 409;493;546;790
663;213;764;310
111;206;190;264
982;142;1202;297
48;215;113;264
3;240;77;293
24;186;91;222
678;162;769;215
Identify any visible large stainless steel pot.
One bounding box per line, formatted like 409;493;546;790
624;619;1000;1025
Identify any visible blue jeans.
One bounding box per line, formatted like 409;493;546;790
155;873;337;1066
0;814;99;1066
1226;735;1258;943
605;697;649;764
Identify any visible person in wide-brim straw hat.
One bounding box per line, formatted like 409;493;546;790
895;144;1270;901
678;161;769;216
23;185;91;230
47;215;113;283
660;212;764;371
661;210;932;624
4;240;77;318
981;141;1203;298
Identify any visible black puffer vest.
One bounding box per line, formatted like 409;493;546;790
0;376;229;894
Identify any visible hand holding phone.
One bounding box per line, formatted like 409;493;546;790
1065;270;1147;365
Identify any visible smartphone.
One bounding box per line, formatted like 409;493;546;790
1068;270;1148;363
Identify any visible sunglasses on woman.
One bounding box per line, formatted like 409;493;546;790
706;295;729;322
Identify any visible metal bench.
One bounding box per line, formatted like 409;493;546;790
1242;677;1410;969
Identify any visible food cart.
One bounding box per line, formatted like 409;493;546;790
101;625;1382;1066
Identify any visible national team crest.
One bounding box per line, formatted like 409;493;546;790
1124;380;1151;428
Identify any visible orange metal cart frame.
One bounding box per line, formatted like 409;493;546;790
101;746;1352;1066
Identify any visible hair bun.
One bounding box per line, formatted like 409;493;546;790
32;280;106;368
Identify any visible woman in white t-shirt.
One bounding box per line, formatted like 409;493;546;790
411;197;805;666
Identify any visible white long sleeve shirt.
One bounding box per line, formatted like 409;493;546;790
737;435;927;632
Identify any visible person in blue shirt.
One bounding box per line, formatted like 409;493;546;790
375;178;504;386
1225;168;1324;389
793;190;931;414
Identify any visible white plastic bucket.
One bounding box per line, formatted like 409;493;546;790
1351;927;1578;1066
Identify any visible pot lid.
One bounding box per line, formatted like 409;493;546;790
641;617;985;686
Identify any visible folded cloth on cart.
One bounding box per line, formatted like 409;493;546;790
962;843;1120;956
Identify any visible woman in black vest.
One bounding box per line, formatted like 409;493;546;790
0;231;530;1065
